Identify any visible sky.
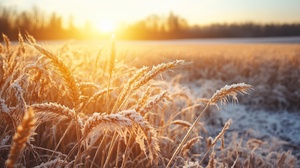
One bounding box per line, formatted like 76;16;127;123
1;0;300;31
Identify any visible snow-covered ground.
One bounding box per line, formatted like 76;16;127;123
184;80;300;160
219;104;300;148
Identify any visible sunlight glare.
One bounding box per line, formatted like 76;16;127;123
96;19;115;33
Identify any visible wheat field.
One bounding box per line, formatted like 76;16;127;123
0;34;299;167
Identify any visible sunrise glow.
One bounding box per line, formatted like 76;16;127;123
96;19;115;33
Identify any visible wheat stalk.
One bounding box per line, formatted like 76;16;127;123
18;31;25;54
106;35;117;113
77;82;100;91
135;86;152;112
209;83;252;107
8;74;28;125
2;33;10;53
0;110;16;136
0;54;4;83
211;120;231;147
200;119;232;165
171;120;192;128
25;33;36;44
82;112;132;139
137;90;168;116
114;66;149;112
120;109;160;163
166;83;252;168
231;155;239;168
33;44;81;108
6;107;36;168
131;60;185;92
31;102;77;123
108;35;116;77
181;136;202;157
24;63;53;84
30;103;81;163
206;149;216;168
82;109;159;163
84;88;113;110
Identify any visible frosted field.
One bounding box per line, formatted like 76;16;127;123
1;36;300;167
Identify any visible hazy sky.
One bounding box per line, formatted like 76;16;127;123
1;0;300;29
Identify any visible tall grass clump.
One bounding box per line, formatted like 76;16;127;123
0;34;298;167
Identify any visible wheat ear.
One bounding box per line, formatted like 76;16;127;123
181;136;202;157
136;90;168;116
45;103;82;164
82;109;159;163
82;112;132;139
171;120;192;128
106;35;117;113
9;74;28;125
33;44;80;108
25;32;36;44
120;110;160;163
200;119;232;164
166;83;252;168
209;83;253;107
131;60;185;92
113;66;149;112
18;31;25;54
77;82;100;91
6;108;36;168
30;102;78;125
83;88;113;110
135;86;152;112
108;34;116;77
2;33;10;53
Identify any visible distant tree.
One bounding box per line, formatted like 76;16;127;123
166;12;188;32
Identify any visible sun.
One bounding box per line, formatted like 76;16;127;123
96;20;115;33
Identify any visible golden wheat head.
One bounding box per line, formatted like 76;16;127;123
6;108;36;168
209;83;253;106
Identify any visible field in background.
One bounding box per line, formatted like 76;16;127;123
1;35;299;167
104;43;300;110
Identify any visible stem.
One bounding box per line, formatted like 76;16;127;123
90;133;107;168
166;102;210;168
106;75;111;114
121;135;134;168
103;133;119;168
48;122;73;161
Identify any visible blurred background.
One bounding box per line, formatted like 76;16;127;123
1;0;300;40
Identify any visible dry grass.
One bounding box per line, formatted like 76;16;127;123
0;35;298;167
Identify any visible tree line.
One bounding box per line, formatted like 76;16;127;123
0;6;97;40
1;6;300;40
117;12;300;40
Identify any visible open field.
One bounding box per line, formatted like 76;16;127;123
113;43;300;110
0;35;300;167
